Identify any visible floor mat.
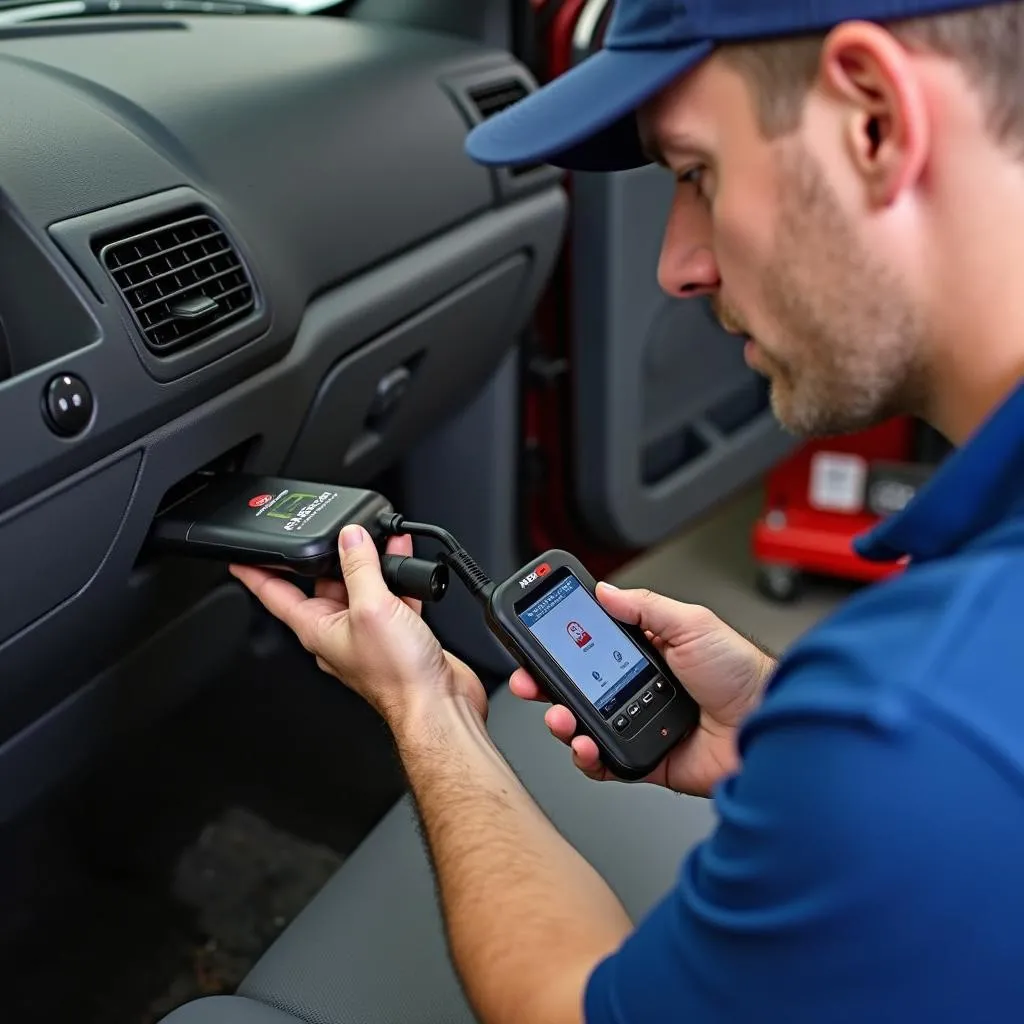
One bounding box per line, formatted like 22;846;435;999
145;807;344;1023
0;633;406;1024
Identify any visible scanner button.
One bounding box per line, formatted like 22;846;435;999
614;714;630;732
43;373;93;437
641;690;655;705
653;678;667;692
627;702;641;717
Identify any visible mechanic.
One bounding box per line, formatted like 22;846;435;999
230;0;1024;1020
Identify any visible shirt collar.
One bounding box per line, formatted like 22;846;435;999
856;377;1024;563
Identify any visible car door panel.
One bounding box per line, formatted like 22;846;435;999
522;0;796;559
571;166;792;547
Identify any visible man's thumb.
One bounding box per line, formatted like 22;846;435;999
338;525;387;601
595;582;703;644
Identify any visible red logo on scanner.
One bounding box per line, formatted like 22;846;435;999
249;493;274;508
517;562;551;589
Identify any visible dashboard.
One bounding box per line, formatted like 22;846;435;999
0;11;566;818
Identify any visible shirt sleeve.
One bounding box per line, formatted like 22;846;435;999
582;670;1024;1024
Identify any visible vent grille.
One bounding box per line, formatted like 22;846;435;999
99;211;256;354
466;78;540;177
467;79;529;120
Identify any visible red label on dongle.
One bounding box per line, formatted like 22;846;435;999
249;494;274;508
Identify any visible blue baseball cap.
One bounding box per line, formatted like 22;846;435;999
465;0;986;171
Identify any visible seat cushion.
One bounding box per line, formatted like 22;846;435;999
161;995;305;1024
238;685;717;1024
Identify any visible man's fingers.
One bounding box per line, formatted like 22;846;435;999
338;525;390;607
509;667;548;702
544;704;576;742
385;533;414;559
544;708;605;779
596;582;716;645
230;565;327;644
229;563;270;589
315;577;348;606
512;671;605;781
570;736;605;780
509;668;608;781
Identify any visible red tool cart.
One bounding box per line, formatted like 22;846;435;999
751;418;950;601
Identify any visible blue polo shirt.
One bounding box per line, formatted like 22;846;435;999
585;379;1024;1023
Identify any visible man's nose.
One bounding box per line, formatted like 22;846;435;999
656;194;719;298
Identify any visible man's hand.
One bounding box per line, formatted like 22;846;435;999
232;524;630;1024
229;524;487;728
511;583;776;797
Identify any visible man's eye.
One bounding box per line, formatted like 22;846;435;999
677;165;710;200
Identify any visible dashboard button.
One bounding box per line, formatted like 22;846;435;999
43;374;93;437
627;702;641;717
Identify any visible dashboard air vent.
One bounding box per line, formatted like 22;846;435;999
465;78;540;176
467;78;530;120
98;211;255;355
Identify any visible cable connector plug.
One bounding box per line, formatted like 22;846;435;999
376;510;495;604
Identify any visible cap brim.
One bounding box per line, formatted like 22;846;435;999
465;41;713;172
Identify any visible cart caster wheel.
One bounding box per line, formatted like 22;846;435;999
756;564;802;603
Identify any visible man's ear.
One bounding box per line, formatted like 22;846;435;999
818;21;929;206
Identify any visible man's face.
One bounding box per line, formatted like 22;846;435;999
639;53;928;437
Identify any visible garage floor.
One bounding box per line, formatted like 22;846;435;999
611;486;857;656
0;486;856;1024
